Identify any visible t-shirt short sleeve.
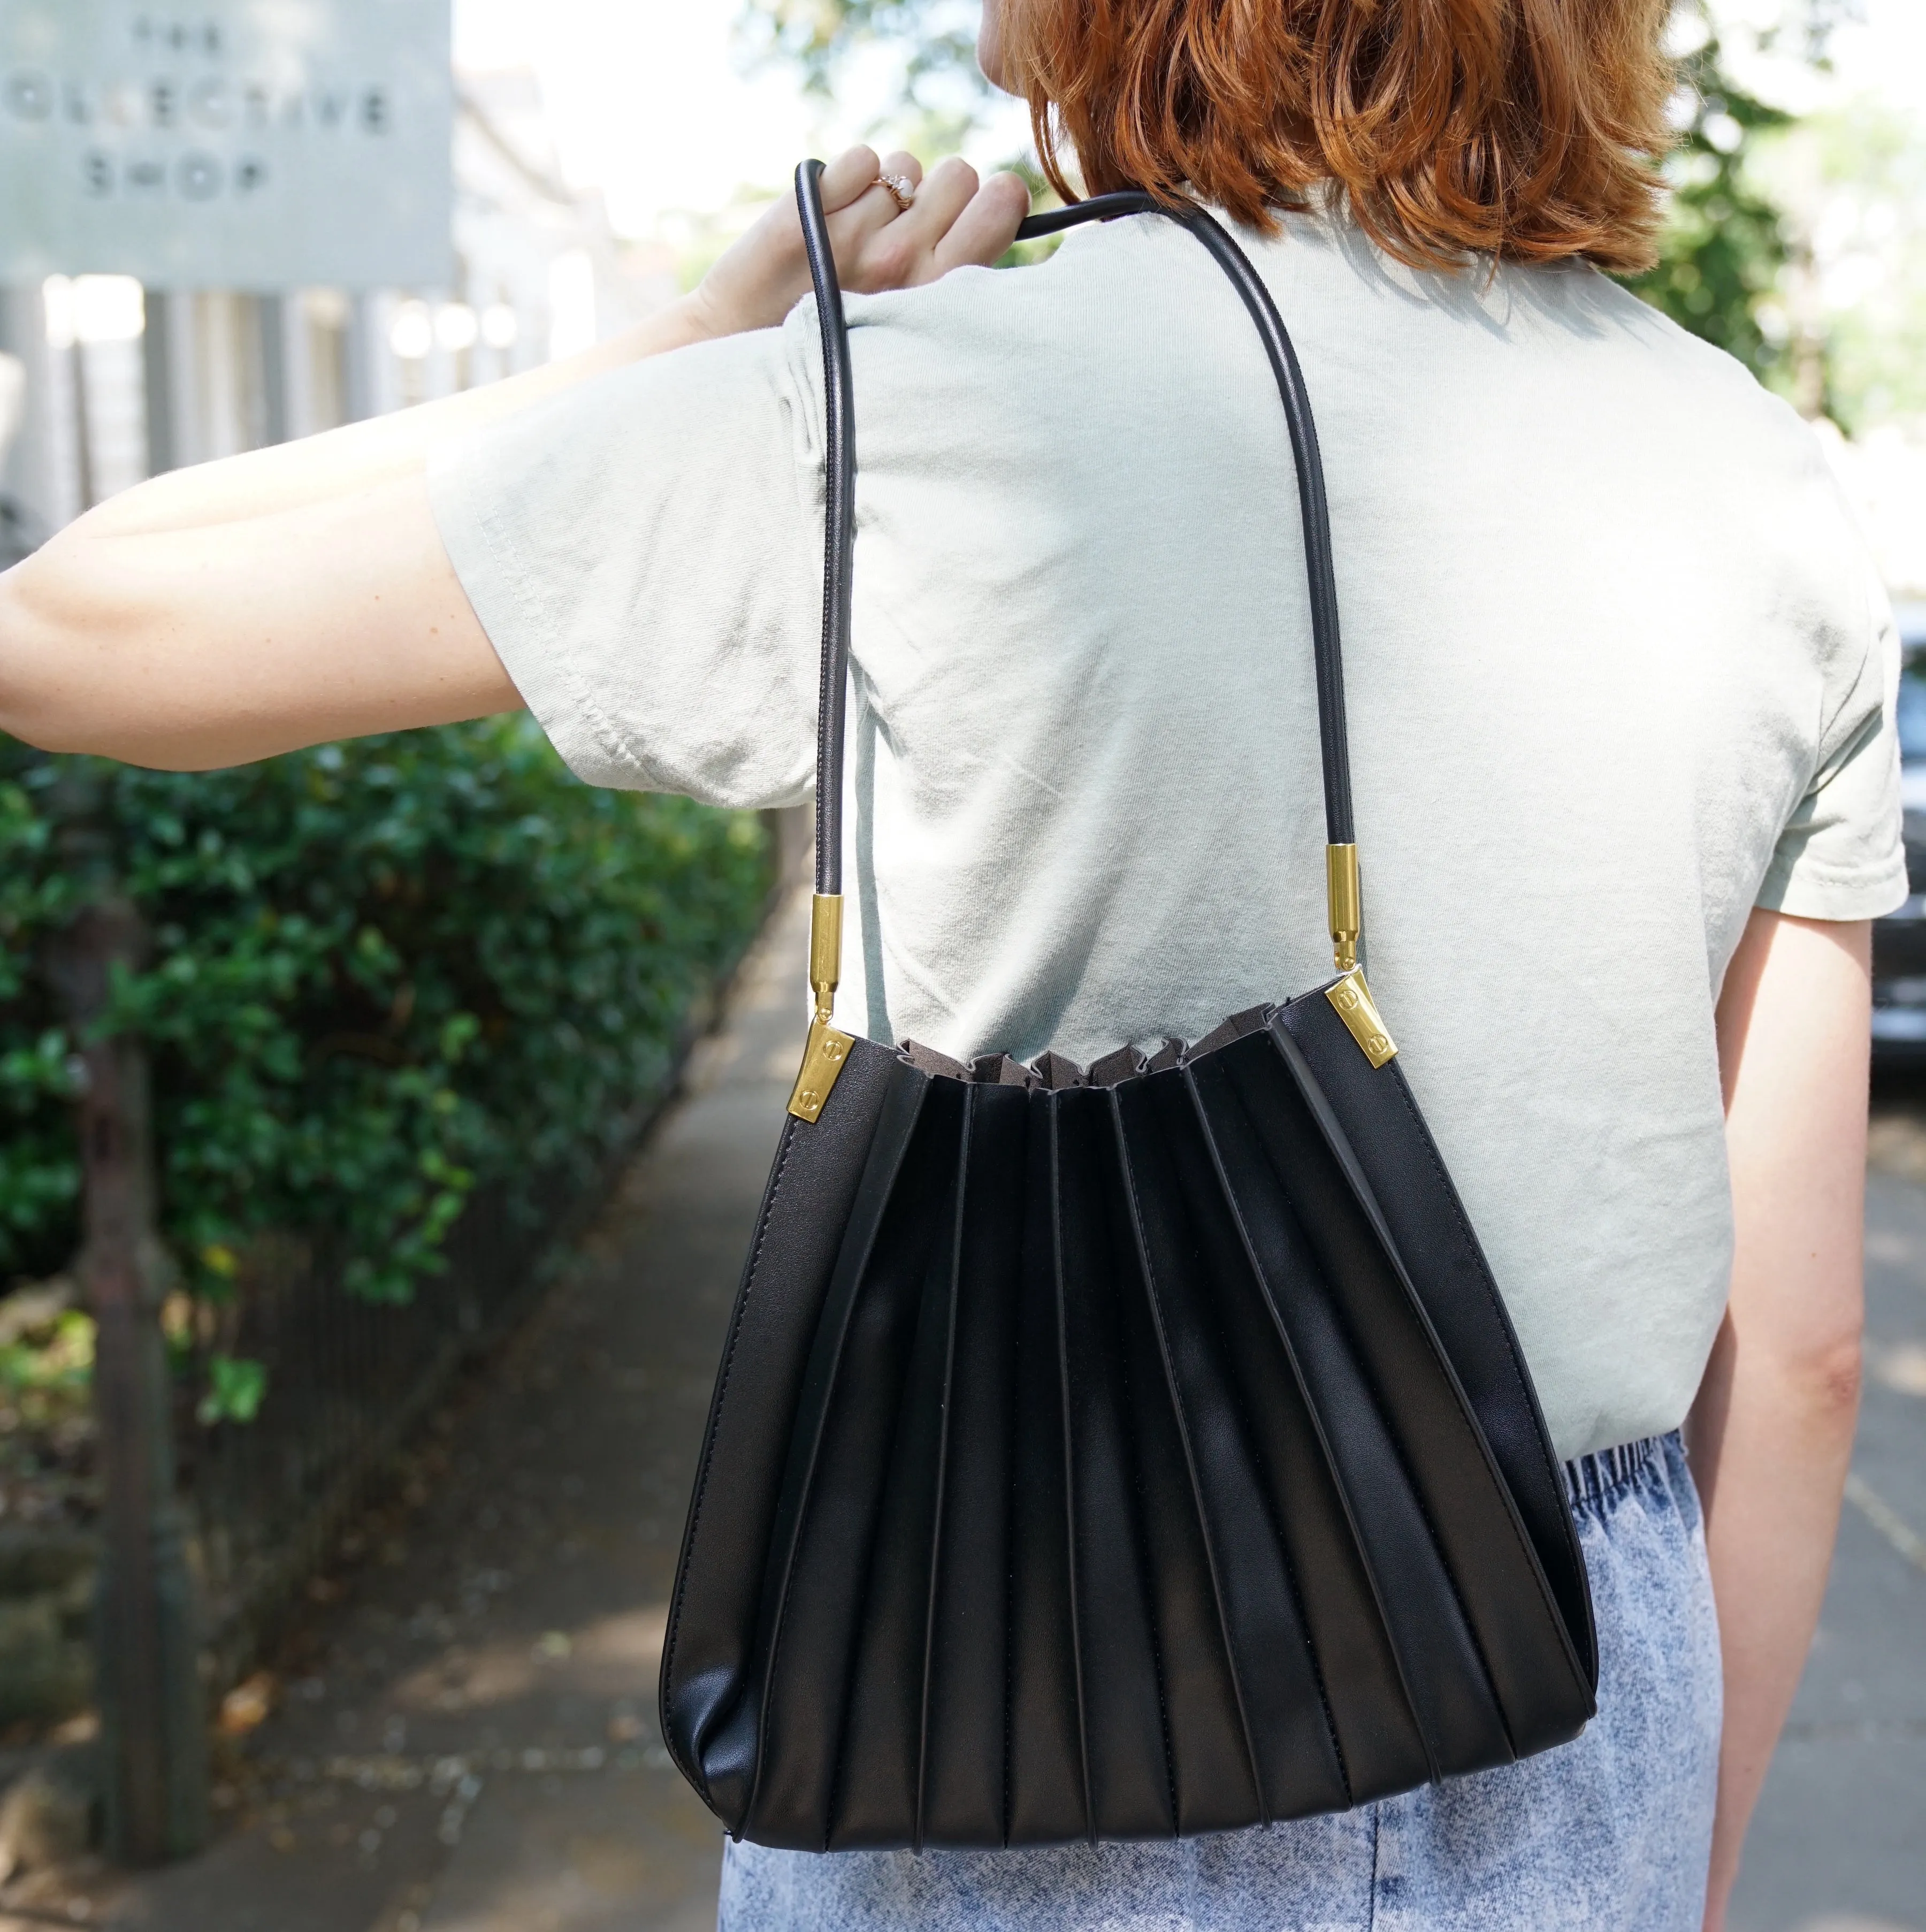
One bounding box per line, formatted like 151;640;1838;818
1756;561;1908;922
427;322;821;809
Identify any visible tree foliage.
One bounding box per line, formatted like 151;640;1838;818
1624;37;1795;385
1782;95;1926;430
745;0;983;109
0;723;769;1303
741;0;1812;389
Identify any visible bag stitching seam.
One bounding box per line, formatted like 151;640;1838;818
660;1116;800;1765
1386;1065;1588;1661
1388;1068;1543;1462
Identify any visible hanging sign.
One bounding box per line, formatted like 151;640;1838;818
0;2;452;289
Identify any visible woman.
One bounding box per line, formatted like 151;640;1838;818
0;1;1896;1927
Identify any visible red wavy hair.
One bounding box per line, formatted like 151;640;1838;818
1000;0;1676;272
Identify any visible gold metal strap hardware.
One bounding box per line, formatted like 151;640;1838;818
1324;844;1395;1064
807;892;843;1022
788;894;856;1122
1326;843;1361;976
1325;968;1396;1067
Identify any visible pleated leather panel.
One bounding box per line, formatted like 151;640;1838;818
663;1004;1594;1851
1191;1038;1514;1778
1052;1087;1186;1839
1115;1072;1367;1818
1271;993;1598;1727
919;1083;1029;1845
1002;1083;1090;1845
741;1060;956;1848
1090;1088;1268;1837
1227;1015;1592;1761
659;1038;920;1829
828;1076;969;1847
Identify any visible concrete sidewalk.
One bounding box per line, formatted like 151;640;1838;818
57;890;815;1932
18;891;1924;1931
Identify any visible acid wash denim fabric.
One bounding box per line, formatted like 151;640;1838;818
716;1433;1721;1932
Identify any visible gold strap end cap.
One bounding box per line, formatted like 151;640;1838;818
1325;967;1396;1068
787;1014;855;1121
1326;843;1361;973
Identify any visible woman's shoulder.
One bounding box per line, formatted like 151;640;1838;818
1458;246;1823;464
827;210;1789;427
777;223;1169;447
785;206;1854;574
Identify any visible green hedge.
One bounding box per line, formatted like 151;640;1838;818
0;721;770;1304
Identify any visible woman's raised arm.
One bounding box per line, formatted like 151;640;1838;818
0;147;1025;771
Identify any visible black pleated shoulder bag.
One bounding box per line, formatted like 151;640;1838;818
659;161;1598;1853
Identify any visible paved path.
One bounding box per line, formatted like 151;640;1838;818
65;889;812;1932
30;900;1926;1931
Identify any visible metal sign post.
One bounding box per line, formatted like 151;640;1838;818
44;769;209;1867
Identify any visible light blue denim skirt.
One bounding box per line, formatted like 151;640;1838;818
718;1431;1721;1932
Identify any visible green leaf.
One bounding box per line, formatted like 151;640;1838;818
198;1353;269;1425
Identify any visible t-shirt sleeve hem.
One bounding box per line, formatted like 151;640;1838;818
1754;853;1909;922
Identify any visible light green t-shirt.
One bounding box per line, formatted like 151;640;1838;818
430;210;1904;1461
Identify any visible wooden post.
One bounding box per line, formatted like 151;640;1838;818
45;767;209;1865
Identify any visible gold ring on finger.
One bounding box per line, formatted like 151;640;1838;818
874;171;916;214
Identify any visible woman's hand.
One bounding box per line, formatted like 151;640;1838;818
686;144;1030;341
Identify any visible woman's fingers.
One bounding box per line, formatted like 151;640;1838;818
822;158;913;259
893;156;983;258
685;143;1033;337
819;146;923;240
804;146;1028;292
880;158;1029;284
814;144;884;214
837;157;1029;290
929;170;1030;274
893;158;1029;280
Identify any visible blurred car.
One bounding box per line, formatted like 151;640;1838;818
1871;601;1926;1062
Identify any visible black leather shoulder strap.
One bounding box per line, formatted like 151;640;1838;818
793;163;1356;896
796;162;859;896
